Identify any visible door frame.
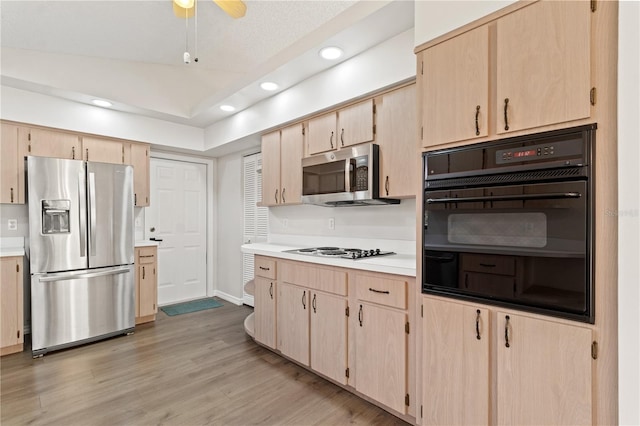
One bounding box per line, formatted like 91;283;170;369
148;151;217;299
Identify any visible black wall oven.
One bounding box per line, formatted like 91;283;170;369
422;125;595;323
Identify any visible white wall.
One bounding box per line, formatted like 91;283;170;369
215;152;246;303
617;1;640;424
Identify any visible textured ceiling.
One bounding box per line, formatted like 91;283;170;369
0;0;414;127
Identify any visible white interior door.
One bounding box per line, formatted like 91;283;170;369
146;158;207;305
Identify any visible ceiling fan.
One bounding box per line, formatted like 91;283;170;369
172;0;247;20
172;0;246;64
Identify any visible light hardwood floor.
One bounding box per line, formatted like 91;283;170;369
1;300;409;425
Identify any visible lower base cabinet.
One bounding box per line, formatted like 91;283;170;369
277;282;310;365
310;291;348;385
135;246;157;324
422;296;594;425
254;277;276;349
1;256;24;356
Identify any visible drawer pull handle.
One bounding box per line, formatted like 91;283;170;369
475;105;481;136
259;266;270;271
302;290;306;309
369;288;390;295
475;309;481;340
10;187;14;203
312;293;317;313
479;263;496;268
269;282;273;299
330;131;334;149
505;315;511;348
385;176;389;196
358;304;363;326
340;128;344;146
140;255;154;258
142;266;145;279
503;98;510;131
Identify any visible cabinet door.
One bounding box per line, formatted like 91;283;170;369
136;247;157;319
0;123;21;204
26;128;81;159
261;131;281;206
375;85;417;198
279;124;303;205
422;25;489;147
307;112;337;155
254;277;277;349
337;99;374;148
130;143;150;207
1;257;23;354
496;312;593;425
355;302;407;414
82;137;125;164
422;297;489;426
496;1;591;134
310;292;347;385
277;282;310;366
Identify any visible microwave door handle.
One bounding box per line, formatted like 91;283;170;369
346;159;356;192
78;171;87;257
426;192;582;204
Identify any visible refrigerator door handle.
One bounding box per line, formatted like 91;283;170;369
38;266;131;282
88;172;97;256
78;171;87;257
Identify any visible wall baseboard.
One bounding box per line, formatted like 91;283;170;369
243;294;254;307
213;290;243;306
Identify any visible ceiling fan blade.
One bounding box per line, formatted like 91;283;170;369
213;0;247;19
173;1;195;19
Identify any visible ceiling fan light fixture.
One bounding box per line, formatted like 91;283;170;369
319;46;343;60
92;99;112;108
174;0;195;9
260;82;279;91
220;105;236;112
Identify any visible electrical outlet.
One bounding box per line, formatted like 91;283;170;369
328;217;335;230
283;218;289;228
7;219;17;231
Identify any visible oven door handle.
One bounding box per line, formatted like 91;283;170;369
426;192;582;204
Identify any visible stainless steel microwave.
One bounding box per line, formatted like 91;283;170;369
301;143;399;207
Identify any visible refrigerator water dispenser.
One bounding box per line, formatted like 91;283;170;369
42;200;70;234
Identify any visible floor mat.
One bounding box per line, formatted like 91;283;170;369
160;298;223;316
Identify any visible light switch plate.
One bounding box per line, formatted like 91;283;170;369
7;219;17;231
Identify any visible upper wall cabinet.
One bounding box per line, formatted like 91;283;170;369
495;0;591;135
421;25;489;147
81;136;126;164
261;124;303;207
307;99;375;155
419;0;592;147
20;127;81;160
0;123;22;204
129;143;150;207
375;84;418;199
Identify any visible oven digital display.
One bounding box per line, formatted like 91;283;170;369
514;149;537;158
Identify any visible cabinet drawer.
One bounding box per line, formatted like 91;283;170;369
355;275;407;309
255;256;276;279
137;247;156;264
280;262;347;296
461;254;515;276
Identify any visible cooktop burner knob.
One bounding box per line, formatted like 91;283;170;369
351;253;357;259
375;248;380;254
369;249;375;255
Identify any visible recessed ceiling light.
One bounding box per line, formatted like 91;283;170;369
260;82;279;91
92;99;112;108
220;105;236;112
319;46;343;60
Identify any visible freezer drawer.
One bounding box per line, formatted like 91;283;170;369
31;265;135;356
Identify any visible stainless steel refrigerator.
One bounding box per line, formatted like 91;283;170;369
27;156;135;356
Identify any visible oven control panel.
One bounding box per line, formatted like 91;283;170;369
496;140;582;164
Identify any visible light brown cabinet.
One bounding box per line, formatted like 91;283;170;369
495;0;591;135
1;257;24;356
0;123;22;204
81;136;126;164
419;0;592;147
20;127;81;160
277;281;310;365
421;25;489;147
261;124;303;206
375;84;418;198
310;291;348;385
421;296;594;425
354;273;409;414
307;99;374;155
135;246;157;324
254;256;277;349
129;143;150;207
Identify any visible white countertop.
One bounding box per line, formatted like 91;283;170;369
0;237;25;257
135;240;160;247
241;243;416;277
